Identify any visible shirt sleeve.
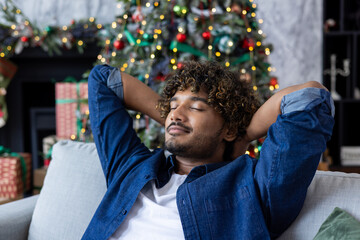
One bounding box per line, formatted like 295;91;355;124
281;87;335;117
88;65;150;185
254;87;335;238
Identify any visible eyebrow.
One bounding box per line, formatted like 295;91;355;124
170;96;209;105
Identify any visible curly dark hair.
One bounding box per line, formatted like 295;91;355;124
158;61;260;140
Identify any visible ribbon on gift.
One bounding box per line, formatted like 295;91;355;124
0;145;27;188
55;78;88;139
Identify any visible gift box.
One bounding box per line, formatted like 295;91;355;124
0;194;23;205
55;81;91;140
33;167;48;195
0;152;32;199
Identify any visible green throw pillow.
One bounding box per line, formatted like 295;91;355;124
313;207;360;240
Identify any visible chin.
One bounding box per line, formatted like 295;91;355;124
164;140;188;157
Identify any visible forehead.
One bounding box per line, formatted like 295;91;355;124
171;88;209;103
173;88;209;99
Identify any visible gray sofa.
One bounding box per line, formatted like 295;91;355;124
1;140;360;240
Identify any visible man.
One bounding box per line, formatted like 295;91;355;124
83;61;334;240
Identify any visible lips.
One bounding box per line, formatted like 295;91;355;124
167;122;192;134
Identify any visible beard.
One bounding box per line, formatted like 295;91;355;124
165;125;224;160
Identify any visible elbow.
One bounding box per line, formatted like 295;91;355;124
303;81;328;91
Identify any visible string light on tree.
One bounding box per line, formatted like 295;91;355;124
0;0;277;154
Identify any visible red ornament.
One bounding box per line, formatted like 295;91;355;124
202;31;211;40
177;62;184;69
132;6;144;23
20;36;29;42
0;110;3;118
270;77;278;87
176;33;187;43
70;19;75;25
242;38;254;49
113;40;125;50
155;74;167;82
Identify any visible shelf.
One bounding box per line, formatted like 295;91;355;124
329;166;360;174
323;0;360;172
334;99;360;103
325;31;360;36
324;0;360;32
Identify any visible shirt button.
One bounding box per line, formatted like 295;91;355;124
144;175;150;179
122;209;127;215
182;199;186;205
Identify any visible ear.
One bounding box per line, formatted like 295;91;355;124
223;128;237;142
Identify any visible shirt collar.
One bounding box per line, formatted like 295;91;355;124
155;154;176;188
156;153;232;186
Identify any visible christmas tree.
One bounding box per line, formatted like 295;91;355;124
95;0;278;150
0;0;277;157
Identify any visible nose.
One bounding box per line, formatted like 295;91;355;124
170;105;186;122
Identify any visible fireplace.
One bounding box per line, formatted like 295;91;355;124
0;44;100;168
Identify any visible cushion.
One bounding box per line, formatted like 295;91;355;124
0;195;38;240
28;140;107;240
313;207;360;239
278;171;360;240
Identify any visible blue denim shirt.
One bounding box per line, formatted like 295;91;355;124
83;65;334;240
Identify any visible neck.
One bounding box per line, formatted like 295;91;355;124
174;150;225;175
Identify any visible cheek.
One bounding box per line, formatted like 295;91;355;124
191;115;222;131
164;115;173;131
165;115;171;126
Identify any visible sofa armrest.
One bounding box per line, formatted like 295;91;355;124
0;195;39;240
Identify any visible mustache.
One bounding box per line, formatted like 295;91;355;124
166;122;192;132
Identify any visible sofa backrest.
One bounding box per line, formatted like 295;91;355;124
278;170;360;239
28;140;107;240
28;141;360;239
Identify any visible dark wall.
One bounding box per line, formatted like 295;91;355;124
0;44;100;153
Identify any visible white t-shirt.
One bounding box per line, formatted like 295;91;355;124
108;173;187;240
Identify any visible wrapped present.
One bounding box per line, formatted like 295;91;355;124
21;153;32;192
0;147;32;199
33;167;48;195
55;78;92;141
0;194;23;205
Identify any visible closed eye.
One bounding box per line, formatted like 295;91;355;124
190;107;203;111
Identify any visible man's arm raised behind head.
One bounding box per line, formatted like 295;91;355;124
232;81;328;159
88;65;165;183
121;72;164;125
